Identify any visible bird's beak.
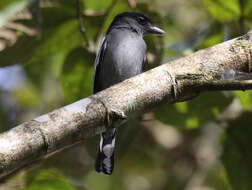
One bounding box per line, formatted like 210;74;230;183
148;25;165;35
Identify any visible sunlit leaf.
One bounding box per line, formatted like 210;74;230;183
203;0;241;23
84;0;114;12
25;169;75;190
197;23;224;49
234;91;252;111
14;83;40;108
155;92;233;129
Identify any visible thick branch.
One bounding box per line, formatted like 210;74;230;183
0;31;252;178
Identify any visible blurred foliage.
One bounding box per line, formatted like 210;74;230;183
25;169;75;190
222;112;252;190
234;91;252;111
156;92;233;129
60;48;94;102
0;0;29;27
203;0;241;23
0;0;252;189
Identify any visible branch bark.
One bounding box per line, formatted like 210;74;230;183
1;31;252;179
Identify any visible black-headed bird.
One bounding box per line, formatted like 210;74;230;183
92;12;165;175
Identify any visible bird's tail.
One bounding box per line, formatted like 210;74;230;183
95;128;116;175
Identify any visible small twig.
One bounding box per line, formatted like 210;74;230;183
76;0;89;47
199;79;252;91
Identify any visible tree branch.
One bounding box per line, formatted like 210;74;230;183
0;31;252;179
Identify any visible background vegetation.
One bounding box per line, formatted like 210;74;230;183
0;0;252;189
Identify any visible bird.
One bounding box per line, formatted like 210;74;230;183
92;12;165;175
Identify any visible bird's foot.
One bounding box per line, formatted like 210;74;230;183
106;108;127;127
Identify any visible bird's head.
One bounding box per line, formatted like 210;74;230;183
108;12;165;36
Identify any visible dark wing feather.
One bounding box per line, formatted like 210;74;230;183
92;37;107;94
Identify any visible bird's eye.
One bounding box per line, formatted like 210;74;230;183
138;16;147;24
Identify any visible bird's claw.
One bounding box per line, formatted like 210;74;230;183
105;108;127;127
111;109;127;120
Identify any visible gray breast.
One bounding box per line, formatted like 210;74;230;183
100;29;146;90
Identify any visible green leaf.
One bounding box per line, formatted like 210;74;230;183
84;0;114;12
84;172;113;190
39;6;76;29
203;0;241;23
82;15;105;41
0;35;39;67
24;169;75;190
244;0;252;20
60;48;94;103
197;23;224;49
235;91;252;111
23;19;83;85
14;83;40;108
155;92;233;129
222;112;252;190
102;0;131;32
29;19;82;74
198;32;224;49
204;165;230;190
